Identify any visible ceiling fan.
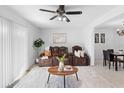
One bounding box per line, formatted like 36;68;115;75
39;5;82;22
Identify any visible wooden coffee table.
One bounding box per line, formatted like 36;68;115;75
47;66;79;88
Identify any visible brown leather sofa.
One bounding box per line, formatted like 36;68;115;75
50;46;70;66
50;46;90;66
72;46;90;66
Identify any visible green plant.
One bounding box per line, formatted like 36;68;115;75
56;54;66;63
33;38;44;48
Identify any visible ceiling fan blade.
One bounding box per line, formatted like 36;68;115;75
64;16;70;22
39;9;56;13
49;15;58;20
66;11;82;15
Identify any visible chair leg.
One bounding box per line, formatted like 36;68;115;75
109;61;111;69
119;62;121;67
113;61;114;67
105;60;107;66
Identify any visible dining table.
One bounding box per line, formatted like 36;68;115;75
110;52;124;71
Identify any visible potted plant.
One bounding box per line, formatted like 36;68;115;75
33;38;44;57
56;54;66;71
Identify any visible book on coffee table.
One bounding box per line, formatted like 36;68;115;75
64;65;73;71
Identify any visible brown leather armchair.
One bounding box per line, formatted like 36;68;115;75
59;46;70;65
50;46;70;66
72;46;89;66
59;46;68;56
50;46;59;56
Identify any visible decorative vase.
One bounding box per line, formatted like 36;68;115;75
58;62;64;71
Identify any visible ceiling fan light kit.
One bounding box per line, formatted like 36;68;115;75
58;15;63;21
58;15;67;21
39;5;82;22
62;16;67;21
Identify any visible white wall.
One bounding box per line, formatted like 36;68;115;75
41;27;87;52
94;26;124;64
0;6;41;87
28;28;42;65
0;18;3;87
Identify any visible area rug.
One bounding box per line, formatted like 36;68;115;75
14;65;124;88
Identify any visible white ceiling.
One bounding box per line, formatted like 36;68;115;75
98;12;124;28
8;5;119;29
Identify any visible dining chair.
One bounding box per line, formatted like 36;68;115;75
107;49;114;67
107;49;114;53
108;49;124;68
103;49;115;69
107;49;124;70
103;50;107;66
107;51;115;69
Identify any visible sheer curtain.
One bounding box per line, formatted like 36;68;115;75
0;17;29;88
0;18;3;87
1;18;13;87
13;23;28;80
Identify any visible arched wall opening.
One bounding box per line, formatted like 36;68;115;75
92;6;124;65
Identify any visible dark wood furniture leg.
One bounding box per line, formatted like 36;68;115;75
105;60;107;66
64;75;65;88
109;61;111;69
113;61;114;67
47;73;50;83
75;73;79;81
119;62;121;67
115;55;118;71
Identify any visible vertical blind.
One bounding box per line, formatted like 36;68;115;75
0;18;3;87
2;18;13;87
0;17;29;88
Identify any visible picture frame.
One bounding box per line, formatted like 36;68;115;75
53;33;66;43
95;33;99;43
100;33;105;43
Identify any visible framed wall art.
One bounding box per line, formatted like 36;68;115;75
100;33;105;43
53;33;66;43
95;33;99;43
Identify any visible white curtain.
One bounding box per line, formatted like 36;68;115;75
0;17;29;88
1;18;13;87
13;23;28;80
0;18;3;87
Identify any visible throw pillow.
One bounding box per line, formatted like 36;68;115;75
44;50;51;56
80;50;85;57
74;50;80;58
